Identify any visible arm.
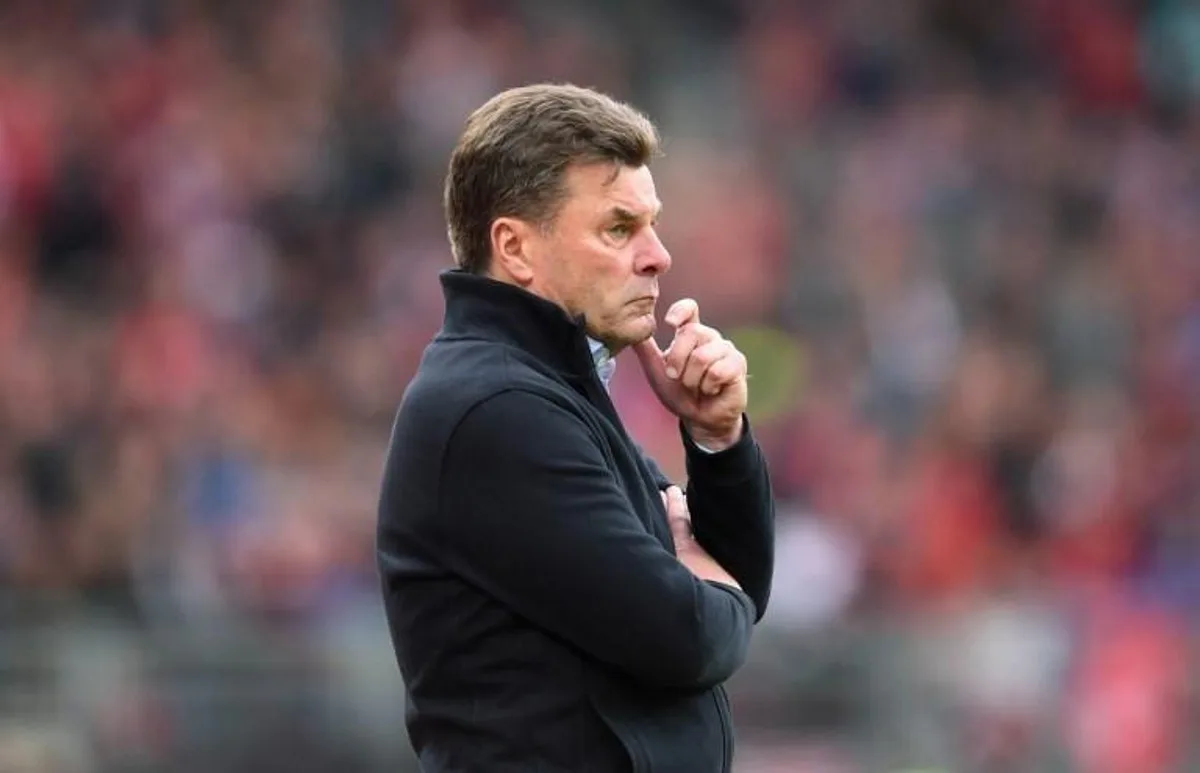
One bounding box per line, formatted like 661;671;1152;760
626;299;773;617
634;426;774;619
680;416;775;621
635;443;673;491
431;390;755;690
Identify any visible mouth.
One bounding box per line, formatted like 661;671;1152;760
628;297;658;318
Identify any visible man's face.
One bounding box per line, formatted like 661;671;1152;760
526;163;671;352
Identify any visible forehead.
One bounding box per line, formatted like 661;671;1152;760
561;163;661;218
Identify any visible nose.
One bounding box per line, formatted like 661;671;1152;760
635;227;672;276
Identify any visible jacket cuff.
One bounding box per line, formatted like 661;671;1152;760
681;415;759;484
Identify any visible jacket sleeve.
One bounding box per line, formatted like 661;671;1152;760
680;417;775;621
433;389;755;690
635;444;673;491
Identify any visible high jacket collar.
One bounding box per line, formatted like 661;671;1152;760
438;269;596;379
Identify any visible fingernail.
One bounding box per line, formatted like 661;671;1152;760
666;367;678;379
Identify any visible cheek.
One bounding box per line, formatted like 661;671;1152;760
573;248;623;291
595;266;633;311
559;241;636;316
594;248;637;287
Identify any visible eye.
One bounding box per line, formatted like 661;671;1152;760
607;223;633;240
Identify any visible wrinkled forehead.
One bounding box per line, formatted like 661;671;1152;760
561;162;663;221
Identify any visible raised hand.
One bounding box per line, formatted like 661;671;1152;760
634;299;747;451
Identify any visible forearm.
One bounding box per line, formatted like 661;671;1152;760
681;418;775;619
434;391;757;689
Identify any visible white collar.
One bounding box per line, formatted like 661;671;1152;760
588;338;616;389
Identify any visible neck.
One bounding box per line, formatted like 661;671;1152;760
486;266;591;342
439;270;591;378
487;267;561;310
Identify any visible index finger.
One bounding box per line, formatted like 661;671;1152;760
664;298;700;329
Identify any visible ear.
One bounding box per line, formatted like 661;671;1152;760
489;217;537;285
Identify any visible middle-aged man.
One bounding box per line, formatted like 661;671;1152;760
377;83;775;773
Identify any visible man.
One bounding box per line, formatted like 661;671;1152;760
377;84;775;773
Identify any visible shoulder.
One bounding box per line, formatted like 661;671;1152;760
446;388;592;452
390;336;584;454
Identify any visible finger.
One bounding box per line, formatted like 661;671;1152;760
699;351;747;397
665;485;688;517
669;514;692;547
664;321;719;360
632;336;670;392
663;325;701;381
664;298;700;329
679;339;729;391
665;487;693;545
669;514;693;547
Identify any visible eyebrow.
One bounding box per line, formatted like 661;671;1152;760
611;205;663;223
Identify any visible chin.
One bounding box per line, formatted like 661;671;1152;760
606;316;656;350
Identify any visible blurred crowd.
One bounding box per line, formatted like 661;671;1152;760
0;0;1198;771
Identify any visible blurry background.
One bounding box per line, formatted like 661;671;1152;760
0;0;1198;771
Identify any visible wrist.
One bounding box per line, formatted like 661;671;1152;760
686;416;744;453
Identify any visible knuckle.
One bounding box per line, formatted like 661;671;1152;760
669;333;697;355
706;363;730;382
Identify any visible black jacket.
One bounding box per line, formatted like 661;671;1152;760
377;270;775;772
